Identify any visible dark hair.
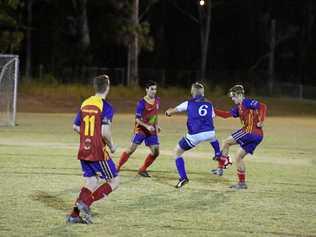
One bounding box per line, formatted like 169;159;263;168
145;80;157;89
93;74;110;93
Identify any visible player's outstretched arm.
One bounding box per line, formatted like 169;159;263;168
166;101;188;117
165;107;178;117
102;123;117;153
214;108;232;119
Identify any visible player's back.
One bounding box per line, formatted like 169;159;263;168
77;96;108;161
187;96;215;135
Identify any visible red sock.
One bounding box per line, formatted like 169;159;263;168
78;187;94;207
237;169;246;183
218;155;228;169
117;152;129;171
92;183;113;202
139;154;156;172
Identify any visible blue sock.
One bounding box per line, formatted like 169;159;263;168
175;157;187;180
210;140;222;157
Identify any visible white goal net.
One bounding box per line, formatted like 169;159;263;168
0;54;19;126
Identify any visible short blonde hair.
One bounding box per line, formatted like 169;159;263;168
191;82;205;96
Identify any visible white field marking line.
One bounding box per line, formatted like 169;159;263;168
0;139;312;166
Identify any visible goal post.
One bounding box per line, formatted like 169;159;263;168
0;54;19;126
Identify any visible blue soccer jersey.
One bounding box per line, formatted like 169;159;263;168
176;96;215;135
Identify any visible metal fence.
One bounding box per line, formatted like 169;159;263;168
32;65;316;100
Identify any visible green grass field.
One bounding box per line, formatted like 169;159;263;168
0;113;315;237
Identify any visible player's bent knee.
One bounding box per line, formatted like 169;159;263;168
223;138;232;147
174;145;184;158
109;176;119;191
84;176;99;191
153;149;159;158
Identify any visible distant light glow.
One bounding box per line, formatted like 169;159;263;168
199;0;205;6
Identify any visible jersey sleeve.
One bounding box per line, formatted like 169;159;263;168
73;111;81;126
135;100;145;119
214;108;232;118
230;106;239;118
244;98;260;110
101;101;114;125
258;102;267;122
176;101;188;112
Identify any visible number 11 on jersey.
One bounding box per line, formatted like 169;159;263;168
83;115;95;136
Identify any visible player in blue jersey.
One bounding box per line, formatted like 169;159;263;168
165;82;222;188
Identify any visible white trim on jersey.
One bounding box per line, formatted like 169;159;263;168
175;101;188;112
211;106;215;118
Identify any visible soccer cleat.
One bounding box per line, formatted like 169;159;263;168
211;168;224;176
76;201;93;224
175;178;189;188
212;155;221;161
66;215;88;224
138;170;151;177
229;182;248;190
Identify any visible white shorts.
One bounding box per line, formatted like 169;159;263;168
184;130;216;147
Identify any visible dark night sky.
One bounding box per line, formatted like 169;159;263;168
19;0;316;85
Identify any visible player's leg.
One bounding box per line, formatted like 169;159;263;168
174;136;195;188
91;159;120;202
221;136;236;156
230;133;263;189
212;135;236;175
67;176;97;224
117;133;144;171
76;159;119;222
67;161;98;224
230;147;248;189
210;139;222;159
138;135;160;177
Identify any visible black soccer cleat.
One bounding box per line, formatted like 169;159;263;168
175;178;189;188
229;182;248;190
138;170;151;177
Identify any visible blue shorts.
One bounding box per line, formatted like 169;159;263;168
80;159;118;180
232;129;263;154
132;133;159;146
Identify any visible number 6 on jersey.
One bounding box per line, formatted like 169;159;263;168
198;105;208;116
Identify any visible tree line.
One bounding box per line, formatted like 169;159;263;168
1;0;315;87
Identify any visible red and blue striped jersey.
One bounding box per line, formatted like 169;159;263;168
215;98;267;136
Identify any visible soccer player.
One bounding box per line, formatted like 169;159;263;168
165;82;223;188
117;81;160;177
67;75;119;224
213;85;267;189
